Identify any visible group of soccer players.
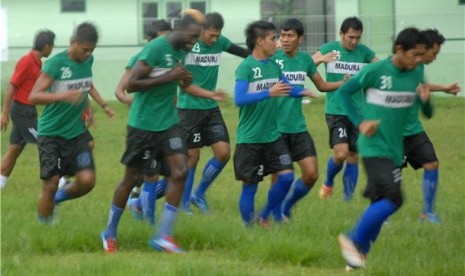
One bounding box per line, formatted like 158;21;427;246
1;8;461;270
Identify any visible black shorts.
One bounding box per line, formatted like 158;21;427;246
281;132;317;161
121;125;187;176
38;133;95;179
403;132;438;170
325;114;358;152
9;100;38;145
83;128;94;143
234;138;293;183
362;157;403;207
178;107;229;149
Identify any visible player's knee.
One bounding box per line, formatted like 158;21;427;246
187;155;200;167
333;150;348;163
302;171;318;186
170;166;188;185
423;161;439;170
215;151;230;164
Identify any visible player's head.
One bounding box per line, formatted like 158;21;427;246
279;18;304;55
339;17;363;51
146;19;172;41
172;9;205;51
70;22;99;62
200;12;224;46
421;29;445;65
392;27;427;70
245;20;276;56
33;29;55;57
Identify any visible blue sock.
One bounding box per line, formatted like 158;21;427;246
281;179;311;218
423;169;439;213
194;157;225;198
104;204;124;238
343;162;359;201
157;203;178;237
140;180;157;225
54;188;70;204
348;199;399;254
239;183;258;226
325;157;343;188
259;172;294;220
181;168;196;210
155;178;167;199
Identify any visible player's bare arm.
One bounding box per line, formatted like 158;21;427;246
29;73;85;105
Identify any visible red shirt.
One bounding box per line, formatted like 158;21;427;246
10;50;42;105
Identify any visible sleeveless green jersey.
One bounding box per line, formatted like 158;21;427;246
273;49;317;133
352;57;424;166
128;36;187;131
38;50;93;139
403;63;426;136
177;35;232;109
235;56;282;144
320;41;375;115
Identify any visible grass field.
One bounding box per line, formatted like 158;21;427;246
1;96;464;275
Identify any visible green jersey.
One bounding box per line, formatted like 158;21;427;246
177;35;232;109
235;56;282;144
273;49;317;133
403;63;426;137
38;50;93;139
320;41;375;115
348;57;425;166
128;36;187;131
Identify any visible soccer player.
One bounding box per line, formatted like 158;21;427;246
0;30;55;189
178;12;249;214
272;18;346;221
312;17;378;201
403;29;461;224
114;19;172;201
234;20;311;227
101;10;205;253
335;27;430;270
28;22;99;224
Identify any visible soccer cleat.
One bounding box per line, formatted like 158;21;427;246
281;214;291;224
419;212;441;224
337;234;366;269
149;235;185;253
319;185;333;199
255;217;270;229
101;232;118;253
127;198;143;221
190;193;210;214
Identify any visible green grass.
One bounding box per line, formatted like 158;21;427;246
1;96;465;275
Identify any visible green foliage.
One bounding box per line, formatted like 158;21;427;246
1;97;464;275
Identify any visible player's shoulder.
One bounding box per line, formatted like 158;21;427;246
319;41;339;53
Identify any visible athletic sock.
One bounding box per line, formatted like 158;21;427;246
281;178;311;218
193;157;225;198
349;199;399;254
0;175;8;189
157;203;178;237
181;168;196;210
155;178;167;199
140;180;157;225
104;204;124;238
54;188;70;204
239;183;258;226
423;169;439;213
259;172;294;220
325;157;343;188
342;162;359;201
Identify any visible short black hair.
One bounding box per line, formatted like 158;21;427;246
340;16;363;33
245;20;276;51
146;19;171;39
205;12;224;29
392;27;427;53
72;22;99;43
33;30;55;51
421;28;445;49
281;18;304;37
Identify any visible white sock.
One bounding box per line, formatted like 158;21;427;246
0;175;8;189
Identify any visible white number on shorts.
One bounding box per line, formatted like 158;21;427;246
193;133;201;143
338;127;347;138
